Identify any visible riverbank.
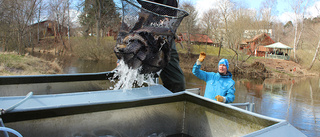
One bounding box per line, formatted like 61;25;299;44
0;52;62;75
1;50;318;79
21;36;319;79
178;53;319;80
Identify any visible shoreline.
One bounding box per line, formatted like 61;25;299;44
1;51;318;79
178;53;319;80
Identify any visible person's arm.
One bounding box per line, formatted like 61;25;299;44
192;62;207;81
225;82;236;103
192;52;208;81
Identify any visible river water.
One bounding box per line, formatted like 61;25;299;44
29;53;320;136
184;73;320;137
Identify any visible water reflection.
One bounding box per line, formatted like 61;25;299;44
62;59;117;74
208;76;319;137
184;72;320;136
248;77;319;137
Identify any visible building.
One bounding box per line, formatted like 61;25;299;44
29;20;68;39
240;33;275;57
180;33;218;46
243;29;273;39
264;42;293;60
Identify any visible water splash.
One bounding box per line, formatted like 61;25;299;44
109;60;158;90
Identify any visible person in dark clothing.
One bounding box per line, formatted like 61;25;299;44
138;0;186;92
160;36;186;93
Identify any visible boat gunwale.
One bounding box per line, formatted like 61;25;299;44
1;89;282;125
0;71;115;85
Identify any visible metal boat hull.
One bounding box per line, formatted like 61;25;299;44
0;85;306;137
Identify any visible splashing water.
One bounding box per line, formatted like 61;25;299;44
109;60;158;90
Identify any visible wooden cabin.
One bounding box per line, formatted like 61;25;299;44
240;33;275;57
180;33;219;46
29;20;68;39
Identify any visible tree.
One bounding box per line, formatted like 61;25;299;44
79;0;120;41
199;8;220;54
200;8;220;42
308;39;320;70
227;3;258;70
48;0;71;52
229;7;254;49
308;3;320;70
78;0;96;37
288;0;310;62
35;0;47;45
0;0;39;54
258;0;277;31
217;0;234;49
178;2;199;55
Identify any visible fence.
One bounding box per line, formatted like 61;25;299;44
265;54;290;60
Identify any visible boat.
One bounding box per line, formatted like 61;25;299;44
0;72;306;137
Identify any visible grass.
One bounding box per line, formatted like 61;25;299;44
71;36;117;61
70;37;247;62
176;42;261;64
0;54;23;62
180;43;319;73
0;52;62;75
177;43;236;58
295;50;320;71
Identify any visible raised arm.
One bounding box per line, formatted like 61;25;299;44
192;52;209;81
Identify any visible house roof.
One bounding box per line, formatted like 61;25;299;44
246;33;275;44
181;33;214;44
240;40;247;45
265;42;293;49
29;20;54;26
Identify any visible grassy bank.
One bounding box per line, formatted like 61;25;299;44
71;36;117;61
176;43;252;69
13;36;319;77
0;52;62;75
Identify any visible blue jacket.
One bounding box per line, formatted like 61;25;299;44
192;63;235;103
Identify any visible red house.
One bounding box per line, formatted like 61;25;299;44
180;33;218;45
29;20;68;39
240;33;275;57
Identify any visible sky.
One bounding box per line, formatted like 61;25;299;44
180;0;320;23
68;0;320;26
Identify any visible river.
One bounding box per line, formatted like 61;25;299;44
29;53;320;136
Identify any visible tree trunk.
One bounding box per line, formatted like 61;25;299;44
218;40;222;58
18;31;21;54
59;33;67;52
67;1;70;40
2;37;5;52
37;5;41;45
96;21;100;46
96;0;101;47
308;39;320;70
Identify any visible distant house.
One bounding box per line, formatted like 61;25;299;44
106;28;118;40
180;33;218;46
240;33;275;57
243;29;273;39
29;20;68;39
